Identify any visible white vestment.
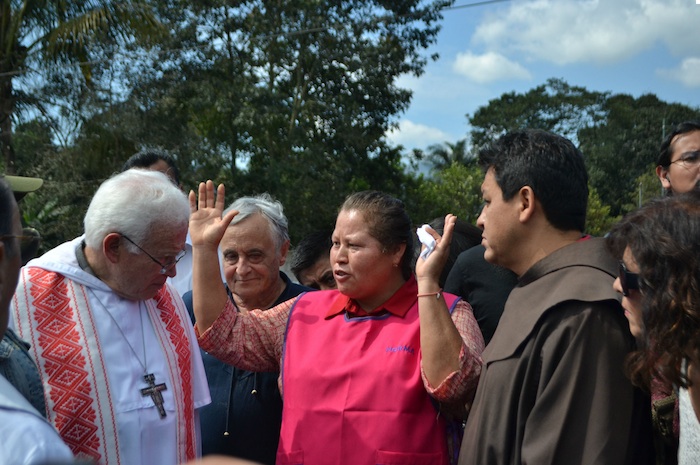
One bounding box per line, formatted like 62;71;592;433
0;374;74;465
12;237;210;465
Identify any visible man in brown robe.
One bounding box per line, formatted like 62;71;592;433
458;129;652;465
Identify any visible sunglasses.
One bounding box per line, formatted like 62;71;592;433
618;261;640;297
1;227;42;265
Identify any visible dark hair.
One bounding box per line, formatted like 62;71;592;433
420;217;482;287
656;121;700;197
121;149;181;186
340;190;414;280
657;121;700;168
606;190;700;389
0;177;15;237
290;229;333;281
478;129;589;232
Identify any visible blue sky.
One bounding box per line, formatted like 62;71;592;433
387;0;700;152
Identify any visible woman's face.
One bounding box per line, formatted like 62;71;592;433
613;247;644;342
331;209;404;309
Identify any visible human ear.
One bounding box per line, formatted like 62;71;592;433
394;242;407;265
656;165;671;189
518;186;536;223
278;240;291;266
103;233;123;264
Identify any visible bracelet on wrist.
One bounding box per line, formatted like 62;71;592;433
417;289;442;299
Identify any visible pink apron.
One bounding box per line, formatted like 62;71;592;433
278;290;459;465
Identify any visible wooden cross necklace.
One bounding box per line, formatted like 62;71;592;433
78;244;167;418
133;304;168;418
98;295;168;419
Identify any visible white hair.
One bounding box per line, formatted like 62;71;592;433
224;193;289;252
83;169;189;249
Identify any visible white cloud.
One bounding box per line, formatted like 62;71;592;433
452;51;531;83
471;0;700;66
657;57;700;87
386;120;453;150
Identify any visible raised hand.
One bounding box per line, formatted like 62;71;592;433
188;180;238;248
415;213;456;284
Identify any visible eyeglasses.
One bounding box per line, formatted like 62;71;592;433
618;261;640;297
670;151;700;169
1;227;42;264
121;234;186;274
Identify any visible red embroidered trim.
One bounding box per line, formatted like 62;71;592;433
27;268;107;462
154;288;196;461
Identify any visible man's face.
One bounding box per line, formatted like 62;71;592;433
112;227;188;301
658;130;700;195
476;168;522;273
298;255;336;290
1;199;23;336
221;213;288;309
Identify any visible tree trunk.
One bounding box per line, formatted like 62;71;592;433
0;72;16;174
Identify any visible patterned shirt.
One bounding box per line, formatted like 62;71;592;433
197;277;484;403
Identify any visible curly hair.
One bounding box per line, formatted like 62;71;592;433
607;190;700;389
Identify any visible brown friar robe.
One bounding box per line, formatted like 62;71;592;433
459;238;654;465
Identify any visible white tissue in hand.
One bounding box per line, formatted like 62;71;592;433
416;224;436;260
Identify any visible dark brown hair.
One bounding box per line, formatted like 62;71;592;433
607;191;700;389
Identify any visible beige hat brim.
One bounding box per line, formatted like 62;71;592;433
5;175;43;193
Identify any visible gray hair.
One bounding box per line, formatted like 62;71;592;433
84;169;189;249
225;193;289;252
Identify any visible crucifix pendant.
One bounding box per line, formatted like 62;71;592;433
141;373;168;419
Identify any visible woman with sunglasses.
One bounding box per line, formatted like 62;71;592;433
606;190;700;465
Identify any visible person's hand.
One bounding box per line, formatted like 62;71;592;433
414;213;456;285
188;180;238;248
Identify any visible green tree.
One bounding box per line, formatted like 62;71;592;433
468;77;607;151
0;0;161;174
421;138;474;171
619;167;664;213
579;93;700;215
585;185;619;237
467;79;700;219
408;161;483;226
75;0;453;244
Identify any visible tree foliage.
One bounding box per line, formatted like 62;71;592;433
579;94;700;215
0;0;162;174
407;161;483;226
7;0;452;248
468;78;607;151
468;79;700;217
67;0;452;243
585;186;619;237
421;138;474;171
6;2;700;257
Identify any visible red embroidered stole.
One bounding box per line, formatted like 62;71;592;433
150;288;196;462
12;267;196;464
